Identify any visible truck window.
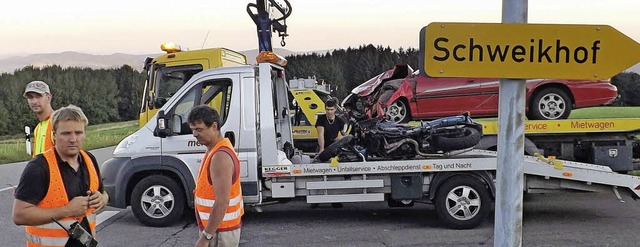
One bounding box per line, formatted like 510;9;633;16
150;64;204;110
169;79;233;135
201;80;233;124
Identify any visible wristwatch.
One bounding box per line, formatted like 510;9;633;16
202;230;214;240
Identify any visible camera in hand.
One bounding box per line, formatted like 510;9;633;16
52;218;98;247
69;221;98;247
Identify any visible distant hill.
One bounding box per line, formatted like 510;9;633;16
0;51;158;74
0;48;309;74
2;49;637;75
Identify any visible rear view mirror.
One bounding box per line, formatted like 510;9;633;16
156;110;171;138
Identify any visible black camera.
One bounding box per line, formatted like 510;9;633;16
69;222;98;247
52;218;98;247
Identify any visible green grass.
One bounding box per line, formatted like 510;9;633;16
569;106;640;119
0;120;138;164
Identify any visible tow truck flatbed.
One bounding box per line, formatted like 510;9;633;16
263;149;640;200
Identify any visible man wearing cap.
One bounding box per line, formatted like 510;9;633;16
24;80;55;157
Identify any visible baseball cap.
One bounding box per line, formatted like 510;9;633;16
23;81;51;98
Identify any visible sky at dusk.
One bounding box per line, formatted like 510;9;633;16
2;0;639;57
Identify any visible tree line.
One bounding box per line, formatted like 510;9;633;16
285;44;420;101
0;45;638;136
0;65;144;136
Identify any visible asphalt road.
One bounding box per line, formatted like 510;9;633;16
95;192;640;247
2;147;640;246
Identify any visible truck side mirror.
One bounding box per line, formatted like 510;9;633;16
156;110;171;138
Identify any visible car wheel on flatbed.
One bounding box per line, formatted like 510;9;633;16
435;176;491;229
529;87;572;120
131;175;185;227
385;97;411;123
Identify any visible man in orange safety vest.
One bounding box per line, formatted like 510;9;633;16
189;105;243;247
12;105;109;247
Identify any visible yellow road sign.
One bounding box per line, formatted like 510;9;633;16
421;23;640;79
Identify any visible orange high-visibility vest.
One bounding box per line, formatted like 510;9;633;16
25;149;100;247
194;138;244;232
32;116;54;158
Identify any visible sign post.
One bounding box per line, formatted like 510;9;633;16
419;2;640;246
494;1;527;246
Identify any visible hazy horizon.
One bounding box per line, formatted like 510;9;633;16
3;0;639;58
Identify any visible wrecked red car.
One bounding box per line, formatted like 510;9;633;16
341;64;618;122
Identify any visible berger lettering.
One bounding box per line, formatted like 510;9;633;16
433;38;601;64
265;166;288;172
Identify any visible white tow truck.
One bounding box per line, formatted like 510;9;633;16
101;63;640;229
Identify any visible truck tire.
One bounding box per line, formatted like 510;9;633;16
131;175;185;227
316;135;354;162
528;87;572;120
435;176;491;229
433;127;481;151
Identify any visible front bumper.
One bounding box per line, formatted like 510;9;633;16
101;157;132;209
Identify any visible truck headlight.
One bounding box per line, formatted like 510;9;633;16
114;132;139;154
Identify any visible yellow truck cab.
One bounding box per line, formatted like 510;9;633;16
139;43;247;127
288;78;345;153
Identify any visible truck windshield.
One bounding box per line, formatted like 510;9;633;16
145;64;204;110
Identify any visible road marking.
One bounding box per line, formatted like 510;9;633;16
97;210;120;225
2;185;119;226
0;186;16;193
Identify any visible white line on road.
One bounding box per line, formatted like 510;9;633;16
2;186;119;226
0;186;16;193
97;210;120;225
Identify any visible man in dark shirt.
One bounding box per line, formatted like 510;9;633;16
315;98;347;153
12;105;108;247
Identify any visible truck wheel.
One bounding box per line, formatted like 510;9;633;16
528;88;572;120
131;175;185;227
435;176;491;229
316;135;354;162
433;127;481;151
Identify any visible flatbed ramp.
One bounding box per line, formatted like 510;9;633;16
264;149;640;200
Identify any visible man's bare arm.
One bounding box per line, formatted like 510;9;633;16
13;196;89;226
317;126;325;152
202;151;234;235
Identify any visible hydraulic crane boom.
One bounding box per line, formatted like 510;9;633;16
247;0;292;52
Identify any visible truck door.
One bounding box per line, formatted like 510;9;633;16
159;73;242;187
